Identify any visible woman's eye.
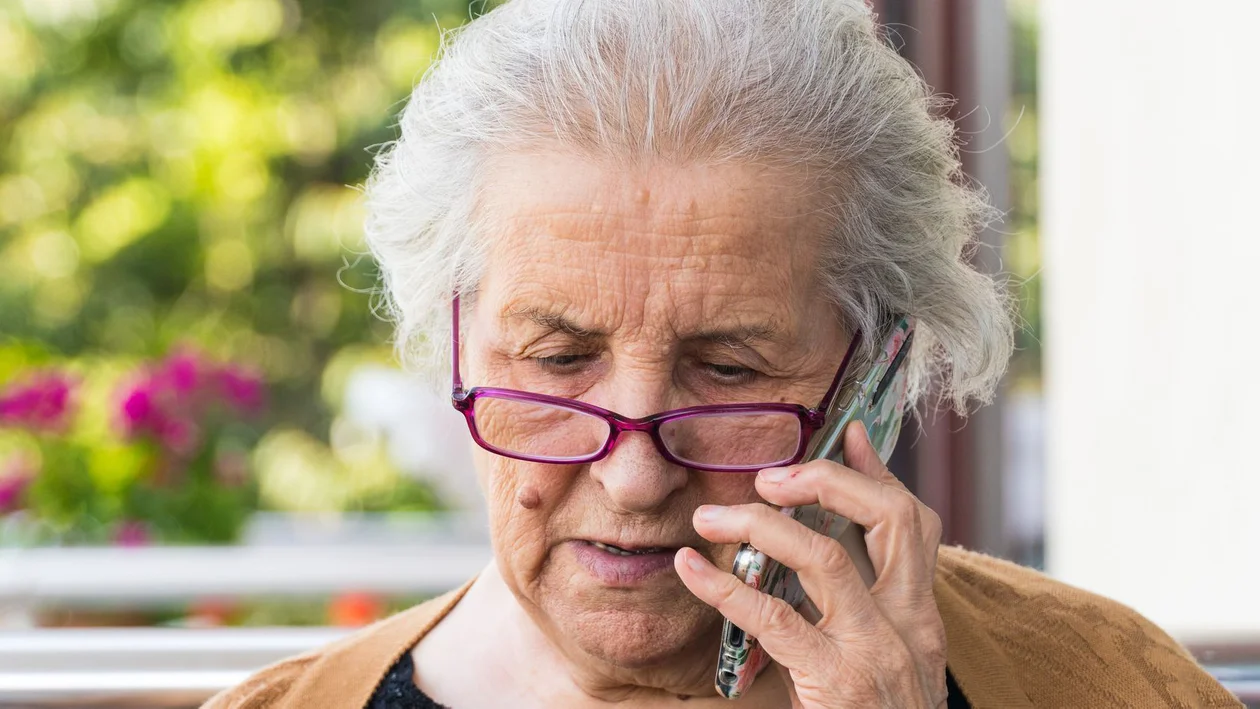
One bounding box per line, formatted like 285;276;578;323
704;362;757;383
533;354;594;372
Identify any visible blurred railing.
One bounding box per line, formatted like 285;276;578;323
1;627;1257;708
1191;641;1260;709
0;515;493;706
0;543;490;609
0;627;346;708
0;512;491;615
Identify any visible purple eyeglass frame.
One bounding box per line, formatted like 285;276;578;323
450;296;862;473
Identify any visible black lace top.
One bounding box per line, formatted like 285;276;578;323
368;651;971;708
367;651;447;709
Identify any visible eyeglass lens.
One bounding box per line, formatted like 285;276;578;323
472;396;610;461
658;410;801;467
471;394;802;468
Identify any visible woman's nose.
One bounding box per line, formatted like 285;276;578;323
588;426;687;514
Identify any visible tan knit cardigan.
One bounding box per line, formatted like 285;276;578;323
204;546;1242;708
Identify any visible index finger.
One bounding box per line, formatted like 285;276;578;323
673;547;832;670
754;459;933;594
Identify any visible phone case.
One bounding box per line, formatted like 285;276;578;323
714;316;916;699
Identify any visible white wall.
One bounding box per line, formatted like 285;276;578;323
1041;2;1260;638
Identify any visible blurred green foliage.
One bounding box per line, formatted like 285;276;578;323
1007;0;1040;385
0;0;493;538
0;0;1040;542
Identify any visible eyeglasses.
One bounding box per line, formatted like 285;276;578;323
450;297;861;473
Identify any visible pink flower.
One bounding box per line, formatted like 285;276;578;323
0;454;35;513
0;474;31;514
157;417;200;457
116;347;266;463
0;370;77;434
113;520;151;547
120;385;155;433
118;379;202;456
157;350;204;396
217;366;265;415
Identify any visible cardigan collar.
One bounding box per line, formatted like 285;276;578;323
272;547;1032;708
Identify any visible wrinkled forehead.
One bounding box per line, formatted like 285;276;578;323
470;151;837;336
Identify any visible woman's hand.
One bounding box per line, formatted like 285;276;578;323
674;421;947;709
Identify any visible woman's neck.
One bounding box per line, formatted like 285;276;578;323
413;562;791;708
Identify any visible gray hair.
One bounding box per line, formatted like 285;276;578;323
363;0;1015;414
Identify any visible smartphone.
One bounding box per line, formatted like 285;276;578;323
713;316;916;700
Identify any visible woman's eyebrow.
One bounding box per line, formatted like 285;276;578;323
505;307;607;339
504;306;780;347
685;325;780;349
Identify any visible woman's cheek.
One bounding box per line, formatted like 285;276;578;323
472;446;493;497
484;455;530;538
484;456;567;517
483;455;576;584
699;469;763;506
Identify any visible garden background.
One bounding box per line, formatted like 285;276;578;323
0;0;1040;628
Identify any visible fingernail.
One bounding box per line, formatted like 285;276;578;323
855;420;870;441
696;505;728;522
759;466;790;483
684;548;708;573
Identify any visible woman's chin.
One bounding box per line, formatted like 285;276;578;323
535;555;722;668
562;603;718;669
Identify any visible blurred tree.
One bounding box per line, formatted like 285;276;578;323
1006;0;1040;384
0;0;497;530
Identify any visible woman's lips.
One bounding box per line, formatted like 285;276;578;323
568;540;679;586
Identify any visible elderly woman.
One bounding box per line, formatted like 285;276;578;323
210;1;1240;707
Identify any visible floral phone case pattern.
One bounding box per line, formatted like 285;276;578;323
715;316;916;699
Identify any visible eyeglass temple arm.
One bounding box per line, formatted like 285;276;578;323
816;330;863;413
452;295;464;395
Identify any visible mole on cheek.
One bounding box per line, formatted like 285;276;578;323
516;486;542;510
